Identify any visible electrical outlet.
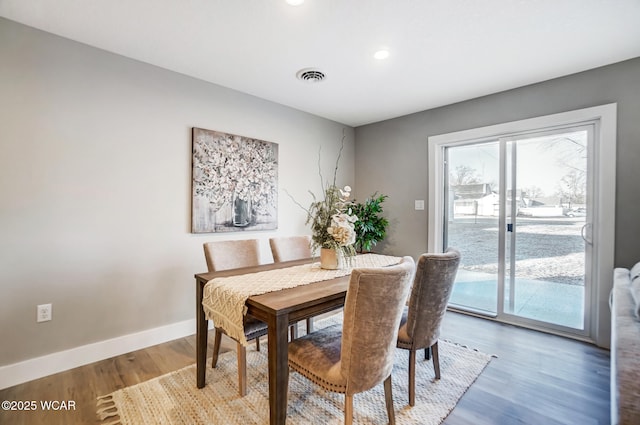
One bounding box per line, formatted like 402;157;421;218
37;304;52;322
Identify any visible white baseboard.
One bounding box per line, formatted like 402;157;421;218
0;318;208;390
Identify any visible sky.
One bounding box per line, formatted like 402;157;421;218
448;130;587;197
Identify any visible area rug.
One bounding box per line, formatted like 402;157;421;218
97;316;493;425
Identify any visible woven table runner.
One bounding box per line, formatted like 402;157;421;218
202;253;401;346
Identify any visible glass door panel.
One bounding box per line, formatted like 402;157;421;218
504;129;589;330
446;142;500;315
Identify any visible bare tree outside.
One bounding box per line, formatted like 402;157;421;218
547;134;587;206
557;169;587;207
522;185;543;199
450;165;481;186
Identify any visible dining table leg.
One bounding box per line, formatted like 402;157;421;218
267;313;290;425
196;280;208;389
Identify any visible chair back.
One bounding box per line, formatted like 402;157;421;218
203;239;260;272
405;248;461;348
340;256;415;395
269;235;312;262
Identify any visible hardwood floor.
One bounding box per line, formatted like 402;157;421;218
0;312;610;425
440;314;610;425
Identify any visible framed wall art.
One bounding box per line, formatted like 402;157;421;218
191;127;278;233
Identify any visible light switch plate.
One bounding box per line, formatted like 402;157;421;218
37;304;52;322
415;200;425;210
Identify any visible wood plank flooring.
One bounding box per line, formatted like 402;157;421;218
439;314;610;425
0;312;611;424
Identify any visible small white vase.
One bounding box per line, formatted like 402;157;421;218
320;248;342;270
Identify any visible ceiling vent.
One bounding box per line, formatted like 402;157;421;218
296;68;326;83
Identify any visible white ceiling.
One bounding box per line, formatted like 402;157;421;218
2;0;640;127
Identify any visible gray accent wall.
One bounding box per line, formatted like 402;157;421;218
0;18;354;367
354;56;640;346
355;58;640;265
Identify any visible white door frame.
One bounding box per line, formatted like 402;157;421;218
427;104;616;347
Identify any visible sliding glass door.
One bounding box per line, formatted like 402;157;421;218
444;126;592;333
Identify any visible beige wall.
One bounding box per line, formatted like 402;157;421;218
4;13;639;376
0;18;354;367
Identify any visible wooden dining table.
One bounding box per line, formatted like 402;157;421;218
195;258;351;425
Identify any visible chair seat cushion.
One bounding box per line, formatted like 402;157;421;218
243;314;268;340
288;324;347;393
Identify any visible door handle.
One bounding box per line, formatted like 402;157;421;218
581;223;593;245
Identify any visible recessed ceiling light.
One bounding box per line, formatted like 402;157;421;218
286;0;304;5
374;49;390;60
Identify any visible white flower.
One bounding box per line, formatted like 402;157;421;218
327;221;356;246
193;132;277;214
327;212;358;246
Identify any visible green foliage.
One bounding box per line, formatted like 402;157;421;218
352;193;389;253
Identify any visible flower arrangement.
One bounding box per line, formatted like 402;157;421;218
306;184;358;262
288;134;358;267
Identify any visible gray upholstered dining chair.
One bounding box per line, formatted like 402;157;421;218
288;256;415;425
269;235;314;335
396;248;461;406
203;239;267;396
